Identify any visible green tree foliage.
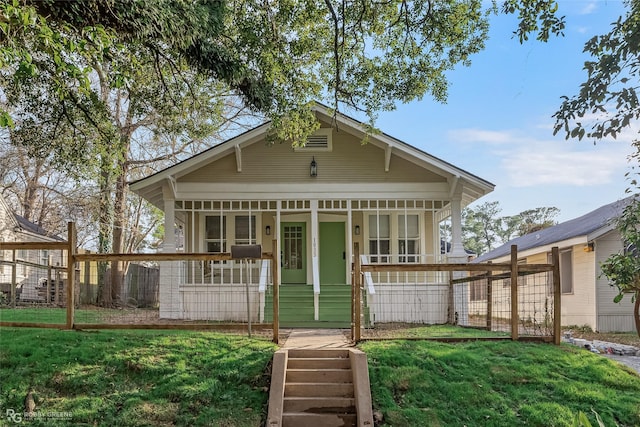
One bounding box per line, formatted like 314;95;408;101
550;0;639;336
463;202;559;255
600;193;640;337
1;0;566;145
553;0;639;147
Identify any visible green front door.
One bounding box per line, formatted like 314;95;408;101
281;222;306;284
320;222;346;284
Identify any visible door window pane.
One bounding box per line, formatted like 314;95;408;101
283;225;303;269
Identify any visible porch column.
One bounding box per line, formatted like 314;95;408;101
449;196;466;259
162;186;176;253
276;204;281;286
311;200;320;320
346;202;353;285
449;195;469;325
160;182;180;318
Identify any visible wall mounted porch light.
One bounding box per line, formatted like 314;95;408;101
265;225;271;236
310;157;318;177
354;225;360;235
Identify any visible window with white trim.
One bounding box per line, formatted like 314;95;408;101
205;216;226;253
398;214;419;262
369;214;390;263
235;215;256;245
560;249;573;294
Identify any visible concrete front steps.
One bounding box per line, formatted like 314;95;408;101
267;348;374;427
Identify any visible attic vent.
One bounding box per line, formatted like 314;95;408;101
305;135;328;149
295;128;332;152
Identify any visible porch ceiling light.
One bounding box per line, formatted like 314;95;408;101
310;156;318;177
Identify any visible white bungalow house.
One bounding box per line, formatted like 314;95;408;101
473;197;636;333
0;194;65;302
130;104;494;325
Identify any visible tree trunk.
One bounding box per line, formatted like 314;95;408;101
110;132;131;304
634;290;640;339
97;163;114;306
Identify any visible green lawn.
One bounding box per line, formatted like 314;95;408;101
2;327;639;427
360;339;640;427
0;307;109;324
0;328;277;426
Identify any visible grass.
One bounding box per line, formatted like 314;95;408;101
359;339;640;427
0;328;277;426
0;307;108;324
2;326;639;427
363;323;511;339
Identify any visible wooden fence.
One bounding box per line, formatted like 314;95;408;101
352;244;562;345
2;223;561;345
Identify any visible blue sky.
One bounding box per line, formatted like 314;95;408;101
364;1;634;223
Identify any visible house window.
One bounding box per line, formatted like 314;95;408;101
235;216;256;245
205;216;226;253
470;280;487;301
398;214;419;262
17;249;26;277
560;249;573;294
369;214;390;263
40;250;49;267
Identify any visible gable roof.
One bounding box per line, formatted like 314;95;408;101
0;194;19;229
130;102;494;208
474;196;636;263
0;193;63;241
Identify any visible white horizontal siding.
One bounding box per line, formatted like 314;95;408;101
368;284;449;324
561;244;597;328
180;284;260;322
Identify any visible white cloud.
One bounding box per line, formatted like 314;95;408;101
579;1;598;15
500;143;628;187
448;126;634;188
447;128;516;145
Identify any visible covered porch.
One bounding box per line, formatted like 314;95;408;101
157;196;469;325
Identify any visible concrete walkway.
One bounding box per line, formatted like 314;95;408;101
281;328;353;349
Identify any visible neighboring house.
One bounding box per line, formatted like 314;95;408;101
0;194;65;302
473;197;636;333
130;103;494;324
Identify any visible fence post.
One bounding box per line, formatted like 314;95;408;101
47;255;53;304
272;239;279;344
510;245;519;340
66;222;77;330
486;261;493;331
552;246;561;345
353;243;361;342
10;250;16;308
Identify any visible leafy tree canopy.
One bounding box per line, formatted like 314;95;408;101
462;201;559;255
1;0;565;145
553;0;639;147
